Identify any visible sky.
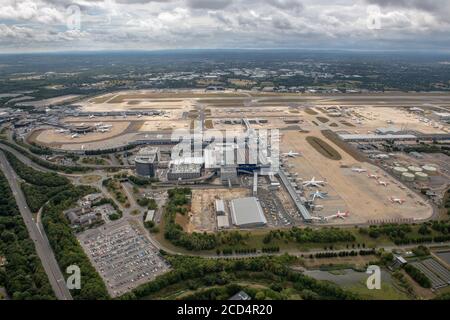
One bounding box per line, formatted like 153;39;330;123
0;0;449;53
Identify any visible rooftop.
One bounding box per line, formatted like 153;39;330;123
230;197;267;227
135;154;157;164
229;291;251;300
138;146;160;156
170;163;202;174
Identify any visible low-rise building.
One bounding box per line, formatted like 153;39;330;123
145;210;155;222
230;197;267;228
167;163;202;180
215;199;225;215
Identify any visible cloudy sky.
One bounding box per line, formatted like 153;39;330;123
0;0;449;53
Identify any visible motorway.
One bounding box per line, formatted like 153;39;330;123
0;151;73;300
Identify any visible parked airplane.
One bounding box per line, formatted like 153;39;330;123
352;168;367;173
378;180;389;187
303;177;326;188
137;114;143;118
71;133;80;139
89;114;95;119
98;128;110;133
390;197;405;204
325;210;349;221
55;129;69;133
310;190;328;201
311;211;349;222
282;151;300;158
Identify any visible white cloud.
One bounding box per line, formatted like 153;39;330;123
0;0;448;51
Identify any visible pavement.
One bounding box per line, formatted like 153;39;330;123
0;151;73;300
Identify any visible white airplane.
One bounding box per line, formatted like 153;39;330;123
282;151;300;158
367;173;380;180
310;190;328;202
352;168;367;173
89;114;95;119
303;177;326;188
55;129;69;134
325;210;349;221
137;114;143;118
378;180;389;187
98;128;110;133
390;197;405;204
71;133;80;139
94;122;103;127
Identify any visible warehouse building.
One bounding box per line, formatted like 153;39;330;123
215;199;225;215
230;197;267;228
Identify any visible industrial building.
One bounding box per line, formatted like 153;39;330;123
167;163;202;181
217;215;230;229
375;127;403;135
339;134;417;142
230;197;267;228
215;199;225;215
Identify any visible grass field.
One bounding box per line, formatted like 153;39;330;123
306;136;342;161
321;130;368;162
316;116;330;123
305;108;318;115
345;279;411;300
79;175;102;184
340;120;356;127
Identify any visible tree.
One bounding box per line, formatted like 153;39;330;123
255;291;266;300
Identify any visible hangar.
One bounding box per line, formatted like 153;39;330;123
230;197;267;228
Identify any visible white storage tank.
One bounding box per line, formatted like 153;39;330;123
393;167;408;176
415;172;429;181
422;165;438;175
402;172;415;182
408;166;423;173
